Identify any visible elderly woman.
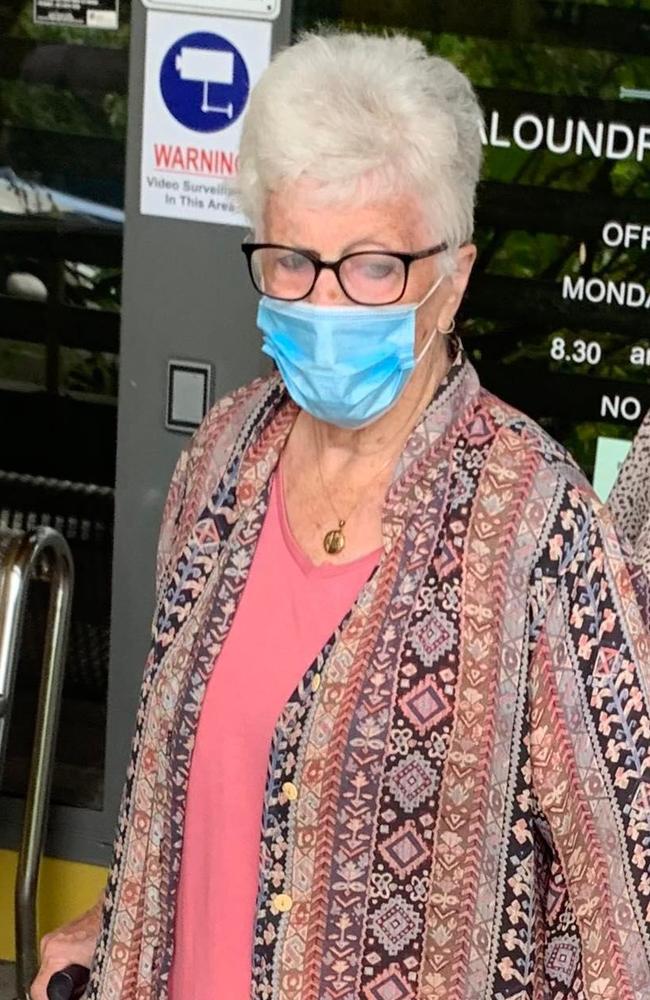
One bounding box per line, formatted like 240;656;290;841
34;30;650;1000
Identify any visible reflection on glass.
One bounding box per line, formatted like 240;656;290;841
0;0;130;809
293;1;650;483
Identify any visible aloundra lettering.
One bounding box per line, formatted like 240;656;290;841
482;111;650;163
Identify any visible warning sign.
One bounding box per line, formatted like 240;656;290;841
140;11;272;226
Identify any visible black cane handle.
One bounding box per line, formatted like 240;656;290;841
46;964;90;1000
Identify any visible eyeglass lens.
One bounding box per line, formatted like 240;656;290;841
250;247;407;304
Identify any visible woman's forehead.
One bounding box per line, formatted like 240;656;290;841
262;181;431;252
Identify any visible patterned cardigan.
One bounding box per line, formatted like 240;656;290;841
87;348;650;1000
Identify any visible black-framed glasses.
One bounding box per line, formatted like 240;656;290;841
241;241;448;306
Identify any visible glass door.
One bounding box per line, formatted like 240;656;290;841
293;0;650;493
0;0;129;811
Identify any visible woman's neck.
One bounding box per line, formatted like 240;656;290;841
304;336;452;467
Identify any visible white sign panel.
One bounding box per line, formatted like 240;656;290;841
141;0;280;20
140;11;272;226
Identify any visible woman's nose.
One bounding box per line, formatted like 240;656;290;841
306;267;349;305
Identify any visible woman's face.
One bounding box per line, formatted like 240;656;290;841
262;178;476;352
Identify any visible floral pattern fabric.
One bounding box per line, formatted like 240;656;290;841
86;347;650;1000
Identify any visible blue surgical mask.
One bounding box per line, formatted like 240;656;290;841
257;275;444;429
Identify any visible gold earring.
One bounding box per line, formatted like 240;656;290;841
438;317;456;336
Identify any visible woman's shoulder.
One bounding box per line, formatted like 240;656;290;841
468;390;646;624
156;373;282;575
474;386;640;572
183;371;282;476
475;385;620;542
195;371;282;449
477;385;594;498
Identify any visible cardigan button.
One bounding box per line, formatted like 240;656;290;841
273;893;293;913
311;673;321;692
282;781;298;801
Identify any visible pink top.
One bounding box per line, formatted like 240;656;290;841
168;469;381;1000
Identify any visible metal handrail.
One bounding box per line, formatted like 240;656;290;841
0;526;74;1000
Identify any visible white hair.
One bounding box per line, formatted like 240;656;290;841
237;30;484;254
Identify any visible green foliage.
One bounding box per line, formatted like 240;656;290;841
0;0;130;139
0;340;45;387
0;79;124;139
61;348;118;397
5;0;130;46
64;264;122;312
432;33;648;99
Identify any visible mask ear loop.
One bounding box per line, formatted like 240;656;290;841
415;315;457;365
416;273;444;309
413;273;449;365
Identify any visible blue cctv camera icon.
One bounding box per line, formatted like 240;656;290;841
174;46;235;116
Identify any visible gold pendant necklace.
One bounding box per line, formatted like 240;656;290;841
313;423;398;556
309;341;452;555
323;519;347;555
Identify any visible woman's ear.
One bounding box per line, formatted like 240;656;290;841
437;243;477;332
453;243;477;289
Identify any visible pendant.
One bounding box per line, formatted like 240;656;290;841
323;520;346;555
